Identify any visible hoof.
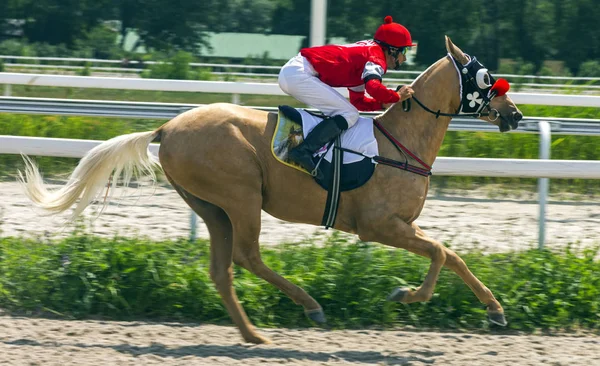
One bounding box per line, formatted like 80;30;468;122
305;308;326;324
244;334;271;344
488;311;508;327
387;287;410;302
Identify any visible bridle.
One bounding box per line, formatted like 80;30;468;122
369;54;510;177
397;54;508;121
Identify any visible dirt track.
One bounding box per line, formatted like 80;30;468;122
1;316;599;365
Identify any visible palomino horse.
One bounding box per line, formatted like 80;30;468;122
20;36;522;344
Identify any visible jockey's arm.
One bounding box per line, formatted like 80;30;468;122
348;88;383;111
348;79;400;111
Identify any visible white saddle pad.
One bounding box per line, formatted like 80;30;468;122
298;109;379;164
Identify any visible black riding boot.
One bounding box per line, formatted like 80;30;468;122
288;115;348;179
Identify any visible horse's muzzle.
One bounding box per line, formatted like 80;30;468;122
500;111;522;132
511;111;523;128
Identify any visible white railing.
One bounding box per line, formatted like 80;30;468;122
2;55;600;81
1;135;598;179
3;61;600;94
2;73;600;107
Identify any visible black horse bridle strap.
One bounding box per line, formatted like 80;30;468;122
396;85;485;119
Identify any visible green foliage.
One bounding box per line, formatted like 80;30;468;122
74;25;123;60
141;51;211;80
30;42;73;57
0;40;35;57
578;61;600;77
77;62;92;76
0;235;598;332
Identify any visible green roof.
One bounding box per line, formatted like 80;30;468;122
118;30;347;60
202;33;305;60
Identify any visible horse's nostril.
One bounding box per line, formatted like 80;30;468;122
512;111;523;123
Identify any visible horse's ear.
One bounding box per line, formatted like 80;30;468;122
445;35;469;65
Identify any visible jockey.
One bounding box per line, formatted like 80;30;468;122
278;15;416;178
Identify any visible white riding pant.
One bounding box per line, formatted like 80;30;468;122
278;54;360;128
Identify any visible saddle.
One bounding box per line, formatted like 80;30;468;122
272;105;378;228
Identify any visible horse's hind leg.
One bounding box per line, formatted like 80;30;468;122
227;193;325;323
169;180;270;344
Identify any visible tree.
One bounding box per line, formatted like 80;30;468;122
15;0;114;46
210;0;276;33
271;0;310;36
562;0;600;72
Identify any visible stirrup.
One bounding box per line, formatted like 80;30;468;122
311;154;326;177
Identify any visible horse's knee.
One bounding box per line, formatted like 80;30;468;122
430;241;447;262
210;265;233;291
444;249;464;269
234;252;263;273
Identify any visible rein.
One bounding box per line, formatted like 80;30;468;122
396;85;498;120
373;120;432;176
333;120;432;177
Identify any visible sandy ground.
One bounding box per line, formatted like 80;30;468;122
1;181;598;253
1;181;600;365
0;316;598;366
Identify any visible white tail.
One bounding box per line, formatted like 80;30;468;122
18;130;161;220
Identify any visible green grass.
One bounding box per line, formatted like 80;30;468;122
0;234;598;332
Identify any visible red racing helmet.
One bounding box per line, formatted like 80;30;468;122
374;16;416;48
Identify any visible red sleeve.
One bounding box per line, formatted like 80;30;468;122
349;89;383;111
365;79;400;104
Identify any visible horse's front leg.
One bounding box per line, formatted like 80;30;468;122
359;218;446;303
408;223;506;325
358;219;506;326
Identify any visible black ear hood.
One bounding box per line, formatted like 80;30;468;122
450;55;496;115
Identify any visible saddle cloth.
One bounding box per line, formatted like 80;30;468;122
272;106;378;192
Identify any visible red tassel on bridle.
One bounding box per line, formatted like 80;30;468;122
491;78;510;97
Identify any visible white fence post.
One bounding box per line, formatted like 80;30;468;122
538;121;551;249
3;84;11;96
190;212;198;242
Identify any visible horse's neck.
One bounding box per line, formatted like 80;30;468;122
376;57;458;167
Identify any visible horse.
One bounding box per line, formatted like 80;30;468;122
19;36;522;344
